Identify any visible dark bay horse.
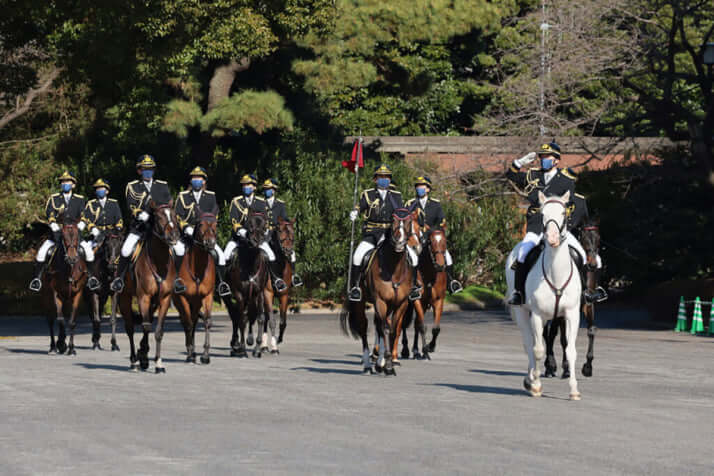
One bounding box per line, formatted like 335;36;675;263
544;218;601;378
340;208;421;376
173;209;217;365
222;212;269;358
118;200;180;371
400;228;448;360
263;216;297;351
85;230;124;351
41;216;88;355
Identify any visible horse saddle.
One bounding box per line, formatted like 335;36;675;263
521;243;583;277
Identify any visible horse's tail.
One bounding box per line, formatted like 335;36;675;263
339;300;361;340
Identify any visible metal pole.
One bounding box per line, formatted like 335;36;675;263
346;132;362;296
539;0;549;138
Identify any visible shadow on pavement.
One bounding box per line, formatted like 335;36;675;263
74;362;130;372
290;366;363;375
469;368;523;377
310;358;361;366
428;383;523;396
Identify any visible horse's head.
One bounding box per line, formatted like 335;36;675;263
580;217;601;269
102;231;124;273
391;208;421;255
61;218;81;265
195;208;218;250
428;228;447;271
150;200;180;245
246;212;267;248
277;216;295;255
539;190;570;248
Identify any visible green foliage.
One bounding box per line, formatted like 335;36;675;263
161;100;203;138
200;90;294;137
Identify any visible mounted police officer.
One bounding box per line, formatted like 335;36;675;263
506;140;584;305
262;178;303;287
348;164;420;302
81;178;123;288
110;155;186;294
405;176;463;294
224;174;288;292
175;166;230;296
29;171;99;292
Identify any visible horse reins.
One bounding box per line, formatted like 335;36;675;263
540;199;574;320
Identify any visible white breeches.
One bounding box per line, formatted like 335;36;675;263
445;249;453;267
516;232;542;263
79;241;95;262
36;240;55;262
213;244;226;266
121;232;141;258
222;240;275;262
173;240;185;257
353;241;376;266
290;251;296;263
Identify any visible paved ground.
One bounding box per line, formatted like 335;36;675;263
0;306;712;476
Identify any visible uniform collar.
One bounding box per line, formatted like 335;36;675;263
267;196;275;207
62;191;72;202
143;179;153;189
245;194;254;205
419;196;428;208
98;197;107;207
193;190;202;202
543;168;557;184
378;188;387;200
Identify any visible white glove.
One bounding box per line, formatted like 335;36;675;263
184;226;194;237
138;211;150;222
91;227;100;237
77;221;86;231
514;151;537;168
349;210;358;222
238;228;247;238
50;222;60;232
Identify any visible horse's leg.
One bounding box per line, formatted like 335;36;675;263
564;308;581;400
376;300;397;376
400;303;411;360
247;316;254;347
416;299;429;360
90;293;100;350
110;293;120;351
529;312;546;396
277;292;288;344
559;317;570;379
252;300;264;358
543;319;558;378
66;290;82;356
266;296;278;355
153;294;172;373
175;296;194;363
582;303;595;377
119;291;137;370
137;294;152;371
200;294;212;364
514;308;538;396
389;300;410;373
54;291;67;355
47;311;56;354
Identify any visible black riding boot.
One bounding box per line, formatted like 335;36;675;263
348;264;362;302
409;267;422;302
173;254;186;294
583;268;608;303
508;261;527;305
270;261;287;292
446;264;463;294
28;260;48;292
216;264;230;297
110;256;131;293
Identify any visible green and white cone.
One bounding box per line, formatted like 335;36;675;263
674;296;687;332
708;298;714;336
690;296;704;334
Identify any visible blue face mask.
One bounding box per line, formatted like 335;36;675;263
96;189;107;199
61;183;72;193
243;186;254;196
142;169;154;180
416;187;427;198
376;178;390;189
191;179;204;191
540;158;555;170
264;189;274;198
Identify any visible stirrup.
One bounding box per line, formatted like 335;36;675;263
508;290;524;306
29;278;42;293
110;277;124;293
291;274;303;287
449;280;463;294
87;276;101;292
217;281;231;297
349;286;362;302
273;278;287;293
174;278;186;294
584;287;608;304
408;287;422;302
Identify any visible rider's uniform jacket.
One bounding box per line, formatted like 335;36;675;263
355;188;403;238
82;198;123;232
405;197;445;231
506;165;576;233
125;179;172;225
46;193;86;224
229;195;267;234
174;189;218;233
265;197;288;231
568;193;589;236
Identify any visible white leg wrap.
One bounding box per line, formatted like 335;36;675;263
172;240;185;256
121;233;141;258
517;232;542;263
213;244;226;266
445;249;453;266
80;241;94;262
260;241;275;261
37;240;55;263
290;251;296;263
565;232;586;264
353;241;375;266
223;240;238;261
596;254;603;269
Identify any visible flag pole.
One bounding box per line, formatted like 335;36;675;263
346;131;362;296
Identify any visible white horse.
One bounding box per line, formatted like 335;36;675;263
506;191;582;400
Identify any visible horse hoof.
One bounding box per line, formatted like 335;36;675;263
413;352;421;360
392;360;401;366
401;348;410;359
374;364;384;373
200;356;210;364
544;368;556;378
48;347;56;355
185;356;196;364
129;365;138;372
155;367;166;374
581;363;592;377
92;343;102;351
67;348;76;356
111;344;120;352
427;343;436;353
362;367;373;375
140;361;149;371
523;378;542;396
561;370;570;379
260;346;269;354
246;335;254;346
56;342;67;354
384;367;396;376
423;352;431;361
277;336;284;344
270;349;279;355
570;392;581;401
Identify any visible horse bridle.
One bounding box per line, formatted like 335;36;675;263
152;204;177;243
542;199;569;242
276;222;294;257
391;208;421;254
540;199;574;320
194;212;218;251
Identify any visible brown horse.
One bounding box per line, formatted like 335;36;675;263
85;230;124;351
173;209;217;365
399;228;448;360
262;216;297;352
340;208;421;375
223;212;269;358
544;217;602;378
118;200;180;371
41;216;88;355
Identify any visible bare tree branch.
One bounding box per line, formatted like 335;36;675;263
0;67;60;130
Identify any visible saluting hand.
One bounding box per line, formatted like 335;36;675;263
514;151;536;168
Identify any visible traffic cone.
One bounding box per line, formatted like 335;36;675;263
690;297;704;334
708;298;714;336
674;296;687;332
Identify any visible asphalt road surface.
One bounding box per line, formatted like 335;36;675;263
1;307;712;475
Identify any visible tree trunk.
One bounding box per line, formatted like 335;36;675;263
192;58;251;166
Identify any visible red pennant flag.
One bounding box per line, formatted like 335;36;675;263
342;138;364;173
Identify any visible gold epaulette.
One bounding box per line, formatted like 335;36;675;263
155;179;168;184
430;198;440;203
74;194;84;199
574;193;585;199
204;190;215;195
561;168;577;179
405;198;415;206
